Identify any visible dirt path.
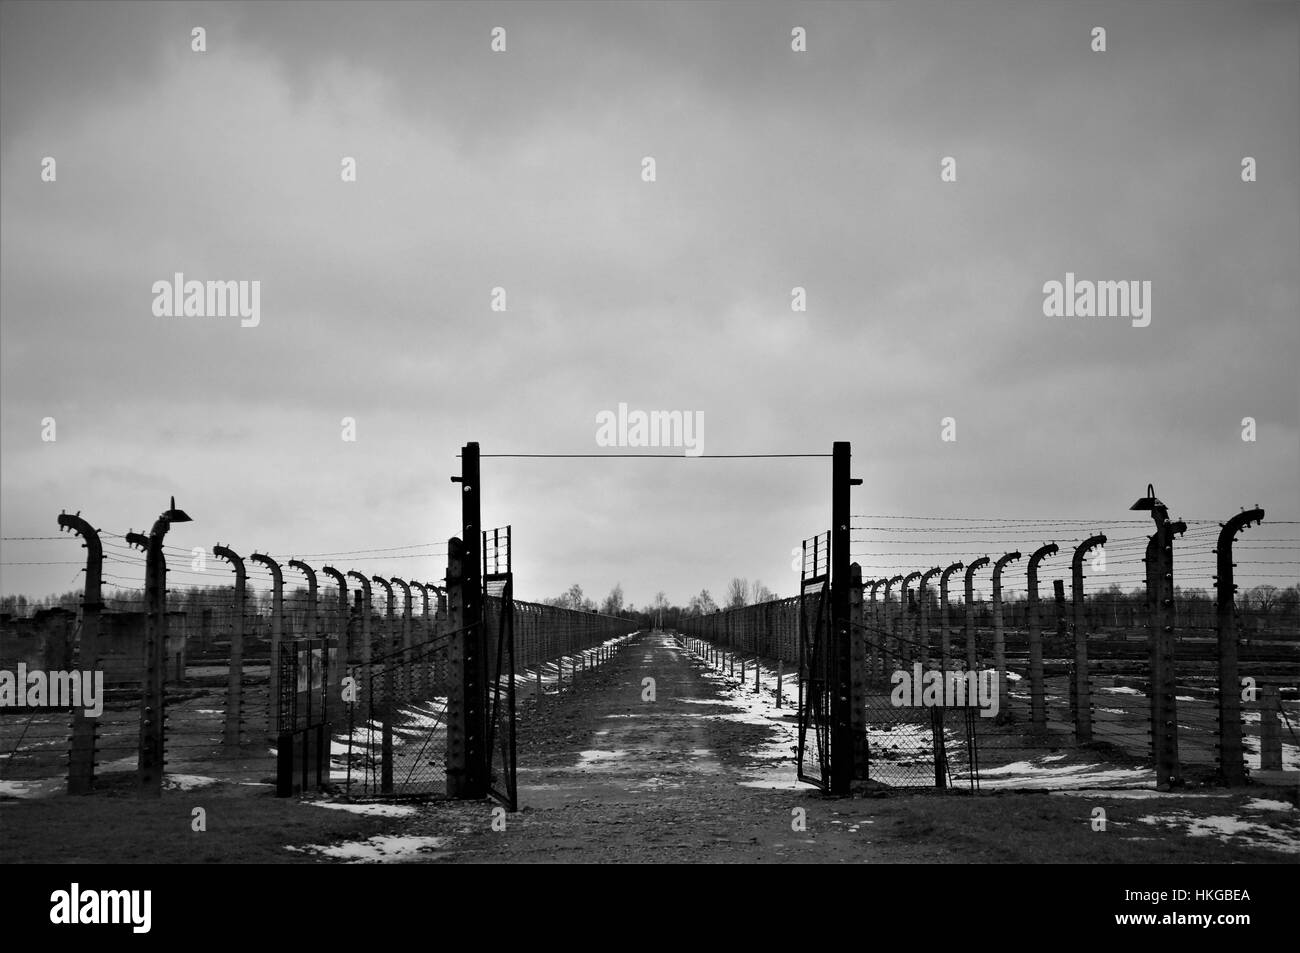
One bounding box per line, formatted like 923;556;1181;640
410;629;819;861
391;631;1297;864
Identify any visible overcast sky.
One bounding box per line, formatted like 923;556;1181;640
1;0;1296;610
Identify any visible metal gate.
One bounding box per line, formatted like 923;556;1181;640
483;526;517;811
797;531;832;791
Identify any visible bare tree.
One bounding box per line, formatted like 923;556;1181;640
726;577;748;608
602;583;625;615
688;588;718;615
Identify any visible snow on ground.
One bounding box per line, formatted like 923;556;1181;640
1050;788;1211;800
1136;812;1300;854
0;777;63;799
163;774;219;791
286;834;448;862
681;637;1158;793
307;801;418;818
1243;798;1295;812
970;758;1155;790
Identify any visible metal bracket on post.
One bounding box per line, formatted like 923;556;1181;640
1214;508;1264;785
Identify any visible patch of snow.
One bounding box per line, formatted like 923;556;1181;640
286;834;448;862
308;801;418;818
164;774;219;791
1136;812;1300;854
1243;798;1294;812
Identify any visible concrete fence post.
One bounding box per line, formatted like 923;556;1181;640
1259;687;1283;771
345;572;372;702
884;575;903;673
938;562;964;673
963;557;991;673
249;552;284;733
1214;509;1264;784
849;562;867;780
1142;504;1187;789
1070;535;1106;742
991;551;1022;721
901;572;921;669
1027;543;1059;730
918;567;941;667
214;545;247;747
59;512;103;794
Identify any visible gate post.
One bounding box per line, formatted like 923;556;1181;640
1026;543;1059;730
59;512;103;794
1214;508;1263;784
830;441;861;794
1070;535;1106;742
991;551;1022;720
249;552;284;732
963;557;990;672
214;545;247;747
447;441;488;798
938;562;963;673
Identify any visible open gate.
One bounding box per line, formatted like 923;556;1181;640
483;526;517;811
797;531;832;791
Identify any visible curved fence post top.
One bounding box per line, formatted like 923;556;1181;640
992;551;1022;579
